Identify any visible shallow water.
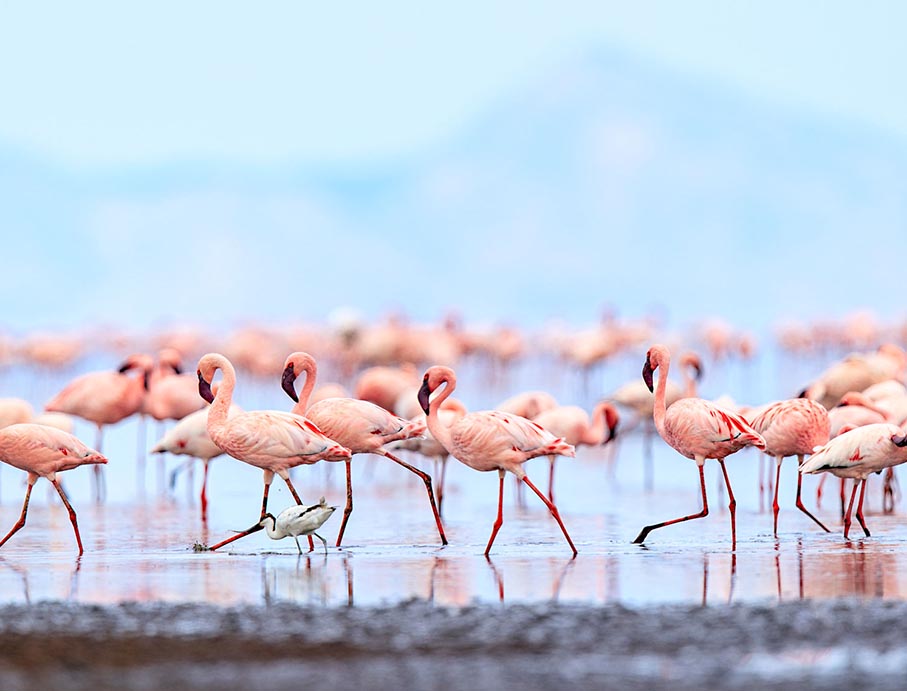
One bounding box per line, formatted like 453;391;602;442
0;349;901;609
0;425;902;608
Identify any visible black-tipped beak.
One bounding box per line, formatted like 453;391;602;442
798;388;809;399
893;434;907;448
198;370;215;404
692;362;703;382
281;363;299;403
606;420;619;443
418;379;431;415
642;359;654;393
143;369;150;391
171;363;183;375
117;361;133;374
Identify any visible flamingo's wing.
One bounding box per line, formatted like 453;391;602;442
669;399;765;448
452;411;562;455
800;423;899;473
224;411;337;459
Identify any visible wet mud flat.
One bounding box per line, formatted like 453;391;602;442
2;599;907;690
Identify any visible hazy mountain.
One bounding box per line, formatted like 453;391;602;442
3;47;905;333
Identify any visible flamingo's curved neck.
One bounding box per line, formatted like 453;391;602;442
426;376;456;452
290;358;317;416
207;358;235;438
653;353;671;439
583;402;614;446
682;364;698;399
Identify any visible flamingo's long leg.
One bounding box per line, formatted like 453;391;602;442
634;463;708;544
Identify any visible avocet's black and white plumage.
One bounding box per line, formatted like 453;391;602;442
259;497;337;554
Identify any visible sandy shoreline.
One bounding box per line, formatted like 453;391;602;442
1;599;905;689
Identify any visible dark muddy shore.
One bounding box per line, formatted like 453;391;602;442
2;599;906;690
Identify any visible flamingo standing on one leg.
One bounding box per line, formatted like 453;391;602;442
197;353;351;551
45;354;153;502
747;398;831;537
633;344;765;547
281;352;447;547
532;401;620;502
800;423;907;539
418;365;578;556
0;423;107;554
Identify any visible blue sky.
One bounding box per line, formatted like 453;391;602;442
1;3;905;335
1;2;905;166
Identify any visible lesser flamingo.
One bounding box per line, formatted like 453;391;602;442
418;365;578;557
633;344;765;547
0;424;107;554
282;352;447;547
197;353;351;551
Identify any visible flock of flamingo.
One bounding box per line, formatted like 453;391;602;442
0;313;906;558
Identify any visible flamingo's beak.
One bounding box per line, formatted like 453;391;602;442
642;359;654;393
282;363;299;403
893;434;907;448
198;370;215;404
605;420;619;443
692;361;703;382
418;378;431;415
171;363;183;375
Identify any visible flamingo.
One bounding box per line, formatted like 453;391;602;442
0;423;107;554
417;365;578;556
633;344;765;547
150;401;241;519
823;392;896;513
532;401;620;502
45;353;153;501
496;391;558;420
281;352;447;547
196;353;351;552
747;398;830;536
800;424;907;538
258;497;336;554
144;349;207;423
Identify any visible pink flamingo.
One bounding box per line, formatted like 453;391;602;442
282;352;447;547
45;353;153;501
800;423;907;538
747;398;830;536
532;401;620;502
633;344;765;547
144;349;207;423
151;401;241;519
0;423;107;554
819;392;890;514
197;353;351;551
496;391;558;421
418;365;578;556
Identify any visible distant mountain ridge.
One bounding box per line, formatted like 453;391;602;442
2;47;904;332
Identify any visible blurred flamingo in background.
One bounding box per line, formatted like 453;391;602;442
197;353;351;551
419;365;578;556
151;400;241;520
0;423;107;554
44;353;153;502
609;351;703;491
633;344;765;547
283;352;447;547
532;401;620;502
